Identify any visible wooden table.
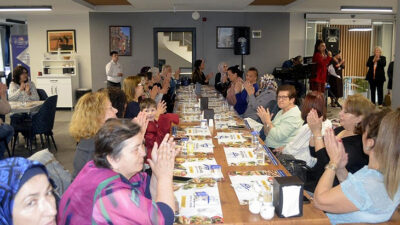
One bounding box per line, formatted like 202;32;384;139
176;122;330;225
9;101;44;114
174;86;330;224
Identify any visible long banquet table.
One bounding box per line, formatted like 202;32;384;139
172;85;330;224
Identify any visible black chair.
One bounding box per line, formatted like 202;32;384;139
11;95;58;155
31;95;58;151
37;89;48;100
1;138;11;157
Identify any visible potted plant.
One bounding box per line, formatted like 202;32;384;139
354;79;369;98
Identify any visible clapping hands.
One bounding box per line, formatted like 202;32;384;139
324;128;348;169
307;109;323;136
234;78;243;93
155;100;167;120
257;106;273;125
244;81;255;96
148;134;178;179
149;85;160;99
132;111;149;137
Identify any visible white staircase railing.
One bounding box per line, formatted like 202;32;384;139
158;32;192;63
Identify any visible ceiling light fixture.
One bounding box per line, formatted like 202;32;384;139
0;6;52;12
348;28;373;32
340;6;392;13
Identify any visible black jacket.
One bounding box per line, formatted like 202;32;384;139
366;55;386;82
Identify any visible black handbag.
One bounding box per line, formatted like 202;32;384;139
277;154;310;183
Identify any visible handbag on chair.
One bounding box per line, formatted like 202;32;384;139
276;154;310;183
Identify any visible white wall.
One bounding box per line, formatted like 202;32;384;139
27;13;92;89
89;12;291;91
289;13;306;59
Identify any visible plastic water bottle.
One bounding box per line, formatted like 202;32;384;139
255;139;265;165
186;138;195;156
251;131;259;146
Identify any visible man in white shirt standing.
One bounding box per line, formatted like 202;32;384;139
105;51;123;88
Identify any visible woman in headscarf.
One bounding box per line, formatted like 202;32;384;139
242;74;277;121
0;157;57;225
214;62;230;97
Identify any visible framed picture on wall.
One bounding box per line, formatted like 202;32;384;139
47;30;76;53
216;26;234;49
109;26;132;56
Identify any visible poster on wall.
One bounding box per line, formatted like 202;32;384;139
11;35;30;76
109;26;132;56
216;27;234;49
47;30;76;53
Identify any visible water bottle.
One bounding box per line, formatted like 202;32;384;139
251;131;259;146
255;140;265;165
186;138;195;156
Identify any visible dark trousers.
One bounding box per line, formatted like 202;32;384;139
0;124;14;159
388;77;393;90
369;80;384;105
107;81;121;88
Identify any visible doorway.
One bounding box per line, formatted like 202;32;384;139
153;28;196;77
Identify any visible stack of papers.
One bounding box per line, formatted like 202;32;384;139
216;132;246;144
174;158;223;179
174;185;223;224
229;170;278;205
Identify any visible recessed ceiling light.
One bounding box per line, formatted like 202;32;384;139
0;6;52;12
348;28;373;32
341;6;392;13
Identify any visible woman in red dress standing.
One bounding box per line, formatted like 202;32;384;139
311;40;332;92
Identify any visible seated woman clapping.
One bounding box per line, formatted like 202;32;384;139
8;66;39;102
58;119;177;225
257;84;303;149
273;91;332;168
306;94;375;192
313;108;400;225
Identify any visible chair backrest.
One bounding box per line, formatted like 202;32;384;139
37;89;48;100
32;95;58;134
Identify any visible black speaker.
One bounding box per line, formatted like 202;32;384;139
322;27;340;55
234;27;250;55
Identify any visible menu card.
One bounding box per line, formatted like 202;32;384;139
224;147;257;166
174;157;223;179
216;132;246;144
228;170;281;205
174;183;223;224
185;127;212;137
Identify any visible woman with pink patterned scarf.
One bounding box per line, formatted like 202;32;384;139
58;118;177;225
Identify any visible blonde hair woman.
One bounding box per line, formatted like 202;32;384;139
123;76;143;118
306;94;375;192
69;91;118;177
314;108;400;224
366;46;386;105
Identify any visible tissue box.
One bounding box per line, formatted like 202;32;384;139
200;97;208;110
273;176;304;218
203;109;214;120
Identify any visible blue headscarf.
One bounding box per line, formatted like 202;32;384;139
0;157;49;225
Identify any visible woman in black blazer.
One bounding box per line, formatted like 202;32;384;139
366;46;386;105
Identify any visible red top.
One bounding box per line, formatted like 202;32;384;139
144;113;179;160
311;52;332;84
